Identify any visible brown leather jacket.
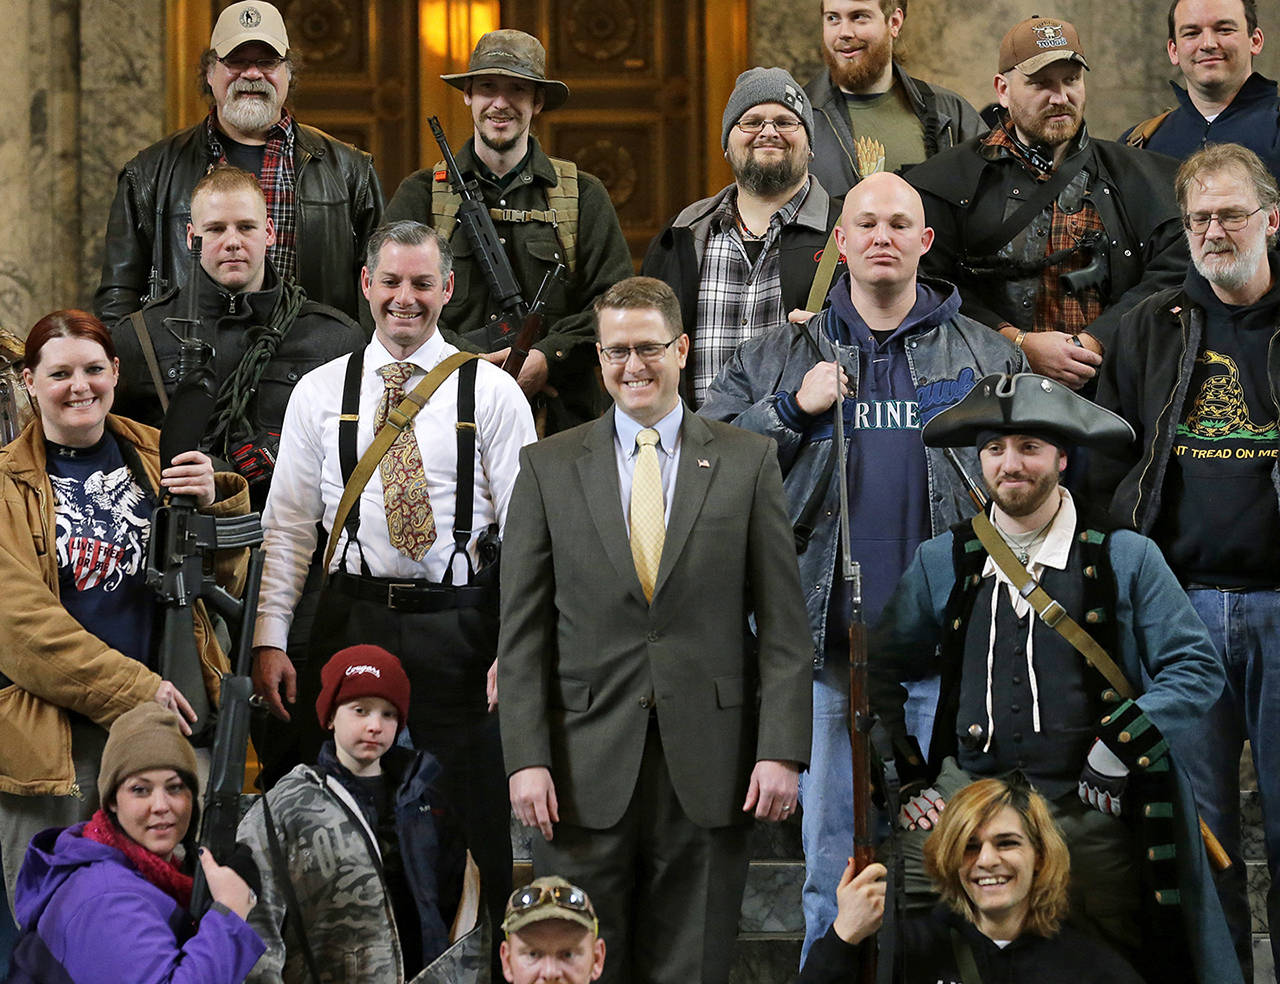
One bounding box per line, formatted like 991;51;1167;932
0;414;249;795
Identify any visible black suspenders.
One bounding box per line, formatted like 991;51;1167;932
335;351;481;580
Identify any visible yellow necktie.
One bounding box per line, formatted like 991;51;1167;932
630;428;665;603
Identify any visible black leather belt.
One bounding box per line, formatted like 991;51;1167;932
328;572;493;613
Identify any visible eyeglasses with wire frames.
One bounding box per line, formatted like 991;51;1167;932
217;55;286;74
506;883;596;919
1182;206;1265;235
598;336;681;365
735;116;804;135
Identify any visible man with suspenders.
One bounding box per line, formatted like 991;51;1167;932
251;219;535;957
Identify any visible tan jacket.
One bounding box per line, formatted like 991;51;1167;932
0;414;249;795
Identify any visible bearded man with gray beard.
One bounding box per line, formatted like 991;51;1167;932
94;1;383;326
1089;141;1280;981
642;68;845;407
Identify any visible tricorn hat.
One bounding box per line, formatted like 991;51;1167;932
441;30;569;111
922;372;1133;454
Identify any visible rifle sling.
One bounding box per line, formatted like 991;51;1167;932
322;352;478;574
949;929;984;984
260;792;325;984
964;151;1089;259
129;310;170;413
971;511;1135;701
804;224;841;315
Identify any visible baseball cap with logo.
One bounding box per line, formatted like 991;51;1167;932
999;15;1090;75
210;2;290;58
315;644;411;730
502;876;598;936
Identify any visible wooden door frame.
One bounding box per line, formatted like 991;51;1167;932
167;0;747;196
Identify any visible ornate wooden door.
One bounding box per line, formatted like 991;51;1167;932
499;0;745;265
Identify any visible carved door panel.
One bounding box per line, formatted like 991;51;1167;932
205;1;421;194
500;0;744;266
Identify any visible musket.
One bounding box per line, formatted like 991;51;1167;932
831;348;877;983
428;116;560;379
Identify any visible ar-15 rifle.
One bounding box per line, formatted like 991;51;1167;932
188;545;266;918
427;117;563;380
830;348;878;984
144;236;262;744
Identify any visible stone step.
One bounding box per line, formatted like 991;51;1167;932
729;937;801;984
1252;938;1274;984
1248;860;1271;934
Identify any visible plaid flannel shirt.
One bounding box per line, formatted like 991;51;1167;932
692;179;810;405
983;126;1104;335
205;110;298;282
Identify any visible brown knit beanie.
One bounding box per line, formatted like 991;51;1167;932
98;703;199;806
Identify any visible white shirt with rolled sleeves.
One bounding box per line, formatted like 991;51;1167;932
253;331;536;651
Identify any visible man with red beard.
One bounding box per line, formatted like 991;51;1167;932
804;1;984;198
869;372;1240;981
643;68;844;408
906;16;1188;392
387;30;631;433
94;1;384;326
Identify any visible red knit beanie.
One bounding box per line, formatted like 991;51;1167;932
315;645;411;731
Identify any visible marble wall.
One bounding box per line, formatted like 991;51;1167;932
1;0;164;338
752;0;1280;143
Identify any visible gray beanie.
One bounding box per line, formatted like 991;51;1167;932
721;67;813;149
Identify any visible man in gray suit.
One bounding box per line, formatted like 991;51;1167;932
498;276;813;984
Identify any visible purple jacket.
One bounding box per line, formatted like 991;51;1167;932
11;823;265;983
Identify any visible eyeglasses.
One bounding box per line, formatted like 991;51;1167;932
218;55;285;74
735;117;803;134
599;337;681;365
506;884;595;918
1182;206;1264;234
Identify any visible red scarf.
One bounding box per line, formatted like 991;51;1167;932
82;809;193;910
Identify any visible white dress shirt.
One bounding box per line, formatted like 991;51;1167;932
254;331;536;651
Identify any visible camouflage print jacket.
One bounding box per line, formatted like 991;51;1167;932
237;745;466;983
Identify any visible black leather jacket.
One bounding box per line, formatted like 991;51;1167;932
94;119;383;325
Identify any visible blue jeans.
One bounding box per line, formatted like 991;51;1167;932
797;660;938;964
1185;587;1280;979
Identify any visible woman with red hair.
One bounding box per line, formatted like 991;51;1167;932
0;310;248;923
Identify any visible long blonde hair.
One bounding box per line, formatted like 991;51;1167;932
922;776;1071;937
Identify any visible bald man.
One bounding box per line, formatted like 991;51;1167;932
701;172;1026;963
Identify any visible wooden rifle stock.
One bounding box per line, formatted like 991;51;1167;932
832;354;877;982
500;263;565;380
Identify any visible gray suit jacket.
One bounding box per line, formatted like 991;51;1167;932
498;405;813;829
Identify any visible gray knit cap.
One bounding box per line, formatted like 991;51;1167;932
721;67;813;149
